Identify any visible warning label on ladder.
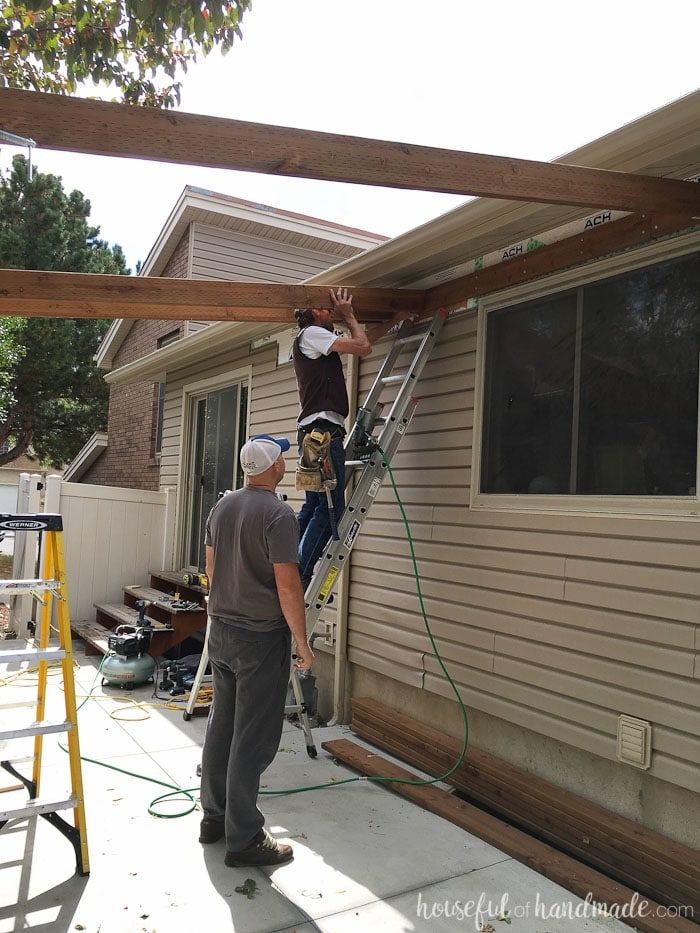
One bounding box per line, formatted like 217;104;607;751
319;567;340;602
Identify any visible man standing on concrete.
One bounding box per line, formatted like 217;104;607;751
198;434;313;867
293;288;412;589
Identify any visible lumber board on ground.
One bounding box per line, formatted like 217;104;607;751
352;713;695;908
322;739;697;933
3;89;700;214
351;699;700;912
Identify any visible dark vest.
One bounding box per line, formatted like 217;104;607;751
293;327;349;424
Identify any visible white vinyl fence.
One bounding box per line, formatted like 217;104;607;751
57;480;176;623
5;475;176;633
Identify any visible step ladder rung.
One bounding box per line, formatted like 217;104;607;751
0;641;66;664
1;756;34;766
0;579;61;597
380;374;410;385
0;795;77;822
0;719;72;741
344;460;367;468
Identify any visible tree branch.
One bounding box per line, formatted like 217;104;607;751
0;427;33;466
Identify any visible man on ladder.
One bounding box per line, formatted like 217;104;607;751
293;288;413;590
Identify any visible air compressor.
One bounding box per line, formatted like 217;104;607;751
101;600;156;689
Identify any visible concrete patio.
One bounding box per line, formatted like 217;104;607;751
1;647;629;933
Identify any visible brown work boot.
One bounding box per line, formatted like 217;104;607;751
224;829;293;867
199;818;225;844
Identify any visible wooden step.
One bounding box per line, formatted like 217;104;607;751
123;584;204;614
93;604;173;631
123;586;205;654
77;610;172;659
71;619;112;657
150;569;208;599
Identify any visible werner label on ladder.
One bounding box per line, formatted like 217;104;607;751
0;512;90;876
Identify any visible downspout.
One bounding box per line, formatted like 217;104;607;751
329;350;359;725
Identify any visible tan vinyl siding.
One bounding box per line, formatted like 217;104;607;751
347;311;700;794
184;222;359;334
158;344;304;522
191;223;352;284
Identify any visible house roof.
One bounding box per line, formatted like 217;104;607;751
107;89;700;386
61;432;108;482
96;186;388;369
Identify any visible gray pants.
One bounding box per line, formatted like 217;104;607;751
200;617;291;851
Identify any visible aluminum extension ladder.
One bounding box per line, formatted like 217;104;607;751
0;513;89;876
184;310;448;756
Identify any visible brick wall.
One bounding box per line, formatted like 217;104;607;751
81;229;190;490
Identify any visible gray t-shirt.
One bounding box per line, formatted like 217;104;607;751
205;486;299;633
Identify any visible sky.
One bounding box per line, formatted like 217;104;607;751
1;0;699;272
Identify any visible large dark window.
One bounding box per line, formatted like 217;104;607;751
481;252;700;497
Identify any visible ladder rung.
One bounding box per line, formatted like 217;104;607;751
381;374;409;385
0;720;72;740
0;795;76;821
0;579;61;597
344;460;367;468
397;332;428;345
0;642;65;664
1;756;34;766
0;700;38;711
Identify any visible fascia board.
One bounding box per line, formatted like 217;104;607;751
62;432;108;481
104;321;281;385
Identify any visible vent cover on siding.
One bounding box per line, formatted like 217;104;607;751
616;715;652;769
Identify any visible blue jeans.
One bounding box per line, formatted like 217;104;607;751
297;432;346;585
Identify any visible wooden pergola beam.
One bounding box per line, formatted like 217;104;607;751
424;213;696;313
2;89;699;215
1;214;695;323
0;269;425;322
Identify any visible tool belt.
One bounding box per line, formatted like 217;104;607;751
296;429;337;492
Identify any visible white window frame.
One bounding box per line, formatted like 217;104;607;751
471;232;700;519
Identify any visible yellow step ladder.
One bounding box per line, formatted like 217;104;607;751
0;512;89;876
